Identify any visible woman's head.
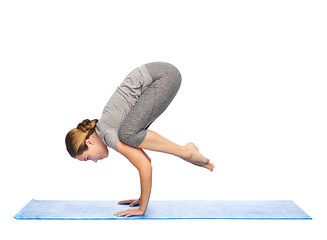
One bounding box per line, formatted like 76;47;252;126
65;119;109;162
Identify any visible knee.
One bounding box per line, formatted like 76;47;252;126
118;127;147;148
146;62;182;86
167;63;182;88
118;127;143;147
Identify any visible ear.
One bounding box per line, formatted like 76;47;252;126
85;137;94;145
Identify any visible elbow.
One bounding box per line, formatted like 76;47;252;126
146;164;152;177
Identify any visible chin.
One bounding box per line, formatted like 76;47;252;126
104;149;109;158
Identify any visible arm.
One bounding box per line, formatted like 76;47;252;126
114;140;152;217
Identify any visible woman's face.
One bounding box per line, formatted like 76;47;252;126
76;132;109;163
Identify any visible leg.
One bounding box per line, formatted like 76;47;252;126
118;62;214;171
139;130;215;171
118;62;182;147
140;148;151;163
139;130;188;159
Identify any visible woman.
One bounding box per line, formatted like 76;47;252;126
65;62;214;218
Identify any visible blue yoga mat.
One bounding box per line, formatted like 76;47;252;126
14;199;311;220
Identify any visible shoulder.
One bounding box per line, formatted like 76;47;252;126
96;124;119;151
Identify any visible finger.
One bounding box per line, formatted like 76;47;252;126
129;201;137;207
114;211;126;217
119;211;128;216
118;200;133;205
130;200;140;207
116;213;126;217
123;199;137;205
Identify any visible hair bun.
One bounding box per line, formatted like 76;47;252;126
77;119;98;133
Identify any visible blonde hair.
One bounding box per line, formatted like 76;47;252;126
65;119;98;158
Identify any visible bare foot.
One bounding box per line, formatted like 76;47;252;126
183;142;214;171
199;162;215;172
183;142;208;164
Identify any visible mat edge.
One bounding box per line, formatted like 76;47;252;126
13;199;36;219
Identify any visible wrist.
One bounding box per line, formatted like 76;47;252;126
138;206;146;213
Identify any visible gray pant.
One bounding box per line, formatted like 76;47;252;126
118;62;182;147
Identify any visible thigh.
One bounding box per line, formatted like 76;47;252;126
119;63;182;134
119;85;157;136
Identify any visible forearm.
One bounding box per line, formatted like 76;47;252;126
138;166;152;212
116;141;152;213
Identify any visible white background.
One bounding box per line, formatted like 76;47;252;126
1;0;326;239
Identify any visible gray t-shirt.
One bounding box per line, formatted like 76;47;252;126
96;65;153;150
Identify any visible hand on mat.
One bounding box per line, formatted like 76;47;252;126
114;208;145;218
118;198;140;207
